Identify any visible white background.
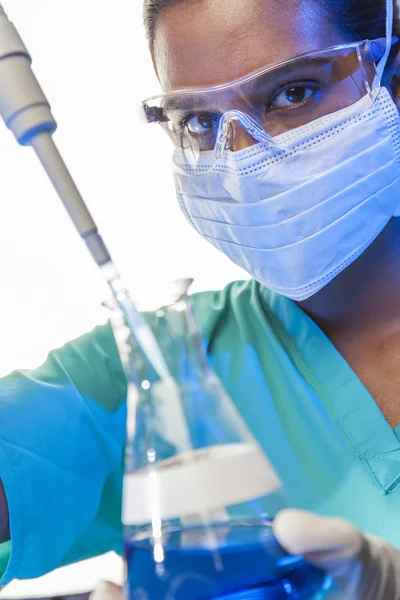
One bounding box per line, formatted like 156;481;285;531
0;0;246;380
0;0;246;594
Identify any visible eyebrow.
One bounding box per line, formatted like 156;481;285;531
163;95;217;113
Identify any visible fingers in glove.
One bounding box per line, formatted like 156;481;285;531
273;509;363;596
274;509;400;600
89;581;124;600
273;509;362;558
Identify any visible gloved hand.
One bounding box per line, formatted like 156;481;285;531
89;510;400;599
274;509;400;599
90;581;123;600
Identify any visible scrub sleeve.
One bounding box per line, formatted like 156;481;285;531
0;322;127;587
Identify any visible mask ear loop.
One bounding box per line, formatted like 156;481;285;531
376;0;394;80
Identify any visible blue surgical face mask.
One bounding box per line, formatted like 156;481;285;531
174;88;400;300
172;0;400;301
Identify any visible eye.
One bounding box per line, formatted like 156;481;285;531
185;113;220;135
271;84;315;109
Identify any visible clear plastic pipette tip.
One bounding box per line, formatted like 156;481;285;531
101;262;170;381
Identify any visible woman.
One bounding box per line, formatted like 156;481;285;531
91;0;400;596
1;0;400;596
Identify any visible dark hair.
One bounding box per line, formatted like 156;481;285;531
143;0;400;55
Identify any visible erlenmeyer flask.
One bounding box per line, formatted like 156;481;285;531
108;279;336;600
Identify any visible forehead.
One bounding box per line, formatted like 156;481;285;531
154;0;351;91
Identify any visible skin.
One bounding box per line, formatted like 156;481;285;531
154;0;400;427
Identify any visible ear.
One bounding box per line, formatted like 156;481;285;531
382;48;400;109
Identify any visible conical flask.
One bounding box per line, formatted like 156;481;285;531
107;279;336;600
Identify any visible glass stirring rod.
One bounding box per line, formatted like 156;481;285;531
0;3;170;380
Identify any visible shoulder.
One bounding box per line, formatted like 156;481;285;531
29;321;126;412
192;279;280;347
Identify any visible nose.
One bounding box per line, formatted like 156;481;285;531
229;119;259;151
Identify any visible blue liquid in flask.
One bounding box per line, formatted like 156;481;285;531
125;522;331;599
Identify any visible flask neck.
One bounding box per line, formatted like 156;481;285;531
127;291;210;385
168;294;210;382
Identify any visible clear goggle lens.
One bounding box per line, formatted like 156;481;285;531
141;40;383;173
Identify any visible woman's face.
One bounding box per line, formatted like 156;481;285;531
153;0;354;92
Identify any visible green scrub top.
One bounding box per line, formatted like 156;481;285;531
0;279;400;587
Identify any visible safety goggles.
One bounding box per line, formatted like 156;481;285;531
140;39;387;172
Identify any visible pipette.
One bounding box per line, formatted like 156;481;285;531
0;3;170;380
